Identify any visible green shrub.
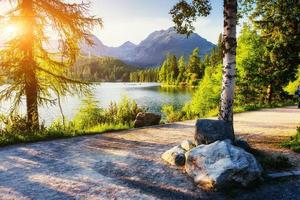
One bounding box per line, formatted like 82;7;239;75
162;105;183;122
71;95;143;129
0;95;144;146
184;64;222;119
115;96;143;125
282;127;300;153
72;97;106;130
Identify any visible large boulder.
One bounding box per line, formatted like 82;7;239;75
133;112;161;128
195;119;234;145
185;140;262;190
161;145;186;166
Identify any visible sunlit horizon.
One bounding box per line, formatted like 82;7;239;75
0;0;230;46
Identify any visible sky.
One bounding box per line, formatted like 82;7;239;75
0;0;231;47
88;0;224;46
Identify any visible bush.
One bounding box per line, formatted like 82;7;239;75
162;105;183;122
183;64;222;119
282;126;300;153
0;95;144;146
115;96;143;125
71;95;143;129
72;97;106;130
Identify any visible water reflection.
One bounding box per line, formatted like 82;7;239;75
1;83;194;125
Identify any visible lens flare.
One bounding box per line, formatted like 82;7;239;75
1;24;21;39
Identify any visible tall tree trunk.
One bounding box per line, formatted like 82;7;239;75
267;84;273;104
219;0;237;124
22;0;39;129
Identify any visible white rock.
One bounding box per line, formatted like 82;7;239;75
161;145;186;166
185;140;262;190
180;140;195;151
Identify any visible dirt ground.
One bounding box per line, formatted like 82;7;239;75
0;106;299;200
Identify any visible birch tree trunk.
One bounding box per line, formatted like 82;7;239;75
219;0;237;124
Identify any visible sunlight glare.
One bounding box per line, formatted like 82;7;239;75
1;24;21;39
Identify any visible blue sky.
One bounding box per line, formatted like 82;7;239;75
0;0;230;46
88;0;225;46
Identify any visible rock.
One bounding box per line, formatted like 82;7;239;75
180;140;195;151
234;139;252;153
185;140;262;190
134;112;161;128
195;119;234;145
161;145;186;166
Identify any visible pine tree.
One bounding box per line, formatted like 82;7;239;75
168;54;178;84
235;24;265;105
0;0;102;129
177;56;186;84
247;0;300;103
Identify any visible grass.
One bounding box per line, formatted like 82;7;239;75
281;127;300;153
233;101;295;114
162;100;295;123
0;123;131;147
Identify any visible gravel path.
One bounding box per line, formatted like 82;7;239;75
0;106;299;200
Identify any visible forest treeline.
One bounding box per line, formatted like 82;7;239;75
132;22;299;120
70;56;137;82
129;35;221;86
168;23;299;120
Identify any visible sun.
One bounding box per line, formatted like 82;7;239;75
1;24;21;39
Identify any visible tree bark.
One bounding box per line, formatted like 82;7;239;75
267;84;273;104
22;0;39;129
219;0;237;124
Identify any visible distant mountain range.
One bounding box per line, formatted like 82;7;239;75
81;27;216;67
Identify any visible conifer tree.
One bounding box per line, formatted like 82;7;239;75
177;56;186;84
247;0;300;103
0;0;102;129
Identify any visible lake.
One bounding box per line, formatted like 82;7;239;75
0;83;194;125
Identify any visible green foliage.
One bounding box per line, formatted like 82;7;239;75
0;96;143;146
72;56;138;82
282;127;300;153
246;0;300;103
130;67;159;82
161;105;183;123
0;1;102;127
285;67;300;95
132;48;214;87
72;97;106;130
235;24;266;105
115;96;142;125
185;64;222;118
170;0;211;36
72;96;143;130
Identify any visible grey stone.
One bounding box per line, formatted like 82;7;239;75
134;112;161;128
161;145;186;166
195;119;234;145
180;140;195;151
185;140;262;190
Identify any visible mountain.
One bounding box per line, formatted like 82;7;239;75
81;27;216;67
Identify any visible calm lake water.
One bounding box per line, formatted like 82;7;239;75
0;82;194;125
